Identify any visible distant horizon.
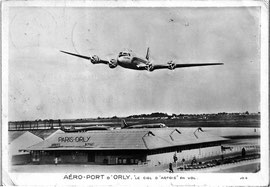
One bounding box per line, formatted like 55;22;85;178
9;110;260;122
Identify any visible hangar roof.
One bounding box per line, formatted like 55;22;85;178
23;128;228;151
10;131;43;155
9;131;27;144
30;129;64;139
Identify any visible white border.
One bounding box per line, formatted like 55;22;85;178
2;1;269;186
1;0;266;7
2;2;10;186
260;1;269;185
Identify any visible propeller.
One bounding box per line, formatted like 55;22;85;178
146;64;154;72
108;59;118;68
91;55;100;64
167;61;176;70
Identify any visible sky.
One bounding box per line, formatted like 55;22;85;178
8;7;261;121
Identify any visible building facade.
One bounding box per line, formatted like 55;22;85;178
23;128;229;165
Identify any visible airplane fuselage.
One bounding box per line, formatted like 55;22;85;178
117;55;148;70
124;123;167;129
61;125;111;132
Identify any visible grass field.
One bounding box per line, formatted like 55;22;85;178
122;118;260;128
60;118;260;128
9;114;260;130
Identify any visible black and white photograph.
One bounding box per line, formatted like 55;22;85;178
2;1;269;186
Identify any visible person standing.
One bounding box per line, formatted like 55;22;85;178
169;162;174;173
54;157;58;166
242;147;246;158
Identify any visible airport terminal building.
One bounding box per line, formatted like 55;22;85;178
22;128;229;165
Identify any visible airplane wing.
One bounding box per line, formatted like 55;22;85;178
152;62;224;71
174;63;224;68
60;50;109;64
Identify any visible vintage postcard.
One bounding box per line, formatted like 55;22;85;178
2;0;269;186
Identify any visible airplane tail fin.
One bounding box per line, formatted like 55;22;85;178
146;47;150;60
198;127;204;132
121;119;128;128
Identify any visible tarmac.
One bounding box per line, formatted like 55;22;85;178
10;156;259;173
171;158;260;173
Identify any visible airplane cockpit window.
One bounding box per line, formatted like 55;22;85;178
119;52;130;57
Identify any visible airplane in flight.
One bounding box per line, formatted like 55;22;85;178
121;119;167;129
60;48;223;72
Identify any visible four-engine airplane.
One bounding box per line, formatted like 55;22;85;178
60;48;223;72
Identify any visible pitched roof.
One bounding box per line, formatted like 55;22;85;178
9;131;43;155
30;129;64;139
44;129;64;140
9;131;28;144
24;128;228;151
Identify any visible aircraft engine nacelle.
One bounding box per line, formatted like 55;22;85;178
91;55;100;64
109;59;118;68
167;61;176;70
146;64;154;72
